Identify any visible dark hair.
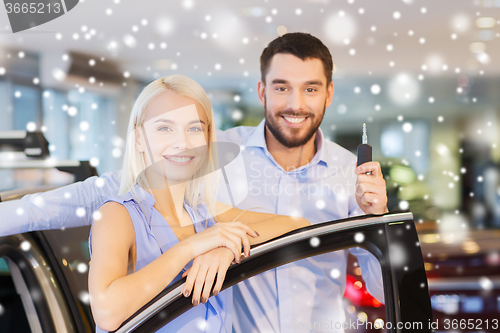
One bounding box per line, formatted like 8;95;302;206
260;32;334;85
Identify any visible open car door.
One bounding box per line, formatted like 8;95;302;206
114;212;433;333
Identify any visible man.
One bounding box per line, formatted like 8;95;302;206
216;33;387;333
0;33;387;332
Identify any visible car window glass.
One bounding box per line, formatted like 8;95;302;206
0;257;38;332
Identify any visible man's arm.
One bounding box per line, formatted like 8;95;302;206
347;187;385;303
0;170;121;237
348;247;385;304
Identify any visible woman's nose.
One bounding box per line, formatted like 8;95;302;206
171;132;189;150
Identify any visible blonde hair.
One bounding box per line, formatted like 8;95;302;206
119;75;219;222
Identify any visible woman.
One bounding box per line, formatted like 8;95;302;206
88;75;309;332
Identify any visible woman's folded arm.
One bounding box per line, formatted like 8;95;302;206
214;201;310;245
89;202;260;331
88;202;191;331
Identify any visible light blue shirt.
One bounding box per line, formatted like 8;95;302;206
89;184;232;333
216;120;384;333
0;119;384;333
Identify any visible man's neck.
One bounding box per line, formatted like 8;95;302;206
264;126;317;172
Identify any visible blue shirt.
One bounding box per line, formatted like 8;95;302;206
1;120;384;333
216;120;384;333
89;184;232;333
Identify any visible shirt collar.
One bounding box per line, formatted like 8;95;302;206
312;127;328;167
245;119;329;168
136;183;196;206
245;118;268;149
132;183;156;207
132;183;197;217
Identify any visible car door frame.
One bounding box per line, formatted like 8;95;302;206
115;212;433;333
0;233;78;332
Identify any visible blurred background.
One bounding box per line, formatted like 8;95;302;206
1;0;500;331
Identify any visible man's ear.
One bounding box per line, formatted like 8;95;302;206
257;79;266;107
135;127;145;153
325;80;334;108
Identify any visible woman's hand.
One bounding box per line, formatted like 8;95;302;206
183;221;259;263
181;247;234;306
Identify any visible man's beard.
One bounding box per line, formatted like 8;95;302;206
264;97;326;148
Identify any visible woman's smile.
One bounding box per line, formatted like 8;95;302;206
163;154;196;165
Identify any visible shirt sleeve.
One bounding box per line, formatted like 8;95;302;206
347;191;385;304
348;189;365;218
348;247;385;304
0;170;122;237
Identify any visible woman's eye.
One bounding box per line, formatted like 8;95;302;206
188;127;203;132
158;126;172;131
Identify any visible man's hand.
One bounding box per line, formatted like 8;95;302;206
355;161;388;215
181;247;234;306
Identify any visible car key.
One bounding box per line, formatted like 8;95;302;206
357;123;372;172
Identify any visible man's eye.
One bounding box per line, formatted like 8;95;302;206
276;87;287;92
306;88;317;92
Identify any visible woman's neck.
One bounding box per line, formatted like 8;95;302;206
143;169;190;227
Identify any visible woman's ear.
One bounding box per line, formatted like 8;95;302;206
135;127;145;153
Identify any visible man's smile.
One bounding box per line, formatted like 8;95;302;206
281;115;309;128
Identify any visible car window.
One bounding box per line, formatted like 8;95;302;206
344;252;386;332
0;231;82;333
0;257;41;332
38;227;95;330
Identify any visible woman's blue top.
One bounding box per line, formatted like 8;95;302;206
89;184;232;333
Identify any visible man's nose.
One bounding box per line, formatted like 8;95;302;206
288;90;306;112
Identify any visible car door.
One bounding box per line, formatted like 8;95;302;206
1;188;96;333
0;232;79;332
112;212;433;333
